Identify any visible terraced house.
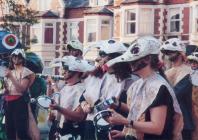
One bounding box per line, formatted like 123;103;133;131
0;0;198;67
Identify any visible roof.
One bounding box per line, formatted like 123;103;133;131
84;7;113;16
38;10;59;18
64;0;89;8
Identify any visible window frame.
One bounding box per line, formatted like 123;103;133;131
86;19;97;43
195;5;198;33
168;8;181;33
139;8;154;35
44;22;55;45
31;23;42;45
125;9;137;35
100;19;111;40
84;16;112;44
89;0;109;6
67;21;79;41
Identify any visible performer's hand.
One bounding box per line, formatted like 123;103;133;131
48;112;56;121
81;101;92;113
109;97;120;110
49;101;59;111
107;110;128;125
109;130;125;139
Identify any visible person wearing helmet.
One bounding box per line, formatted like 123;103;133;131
160;38;194;140
4;48;40;140
48;56;94;139
66;40;83;58
187;52;198;140
102;36;182;140
160;38;191;85
79;40;137;140
188;52;198;70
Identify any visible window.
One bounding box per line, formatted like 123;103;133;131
169;8;180;32
125;10;136;34
196;6;198;32
68;22;78;41
101;20;111;40
87;19;97;42
89;0;109;6
44;23;54;44
2;2;9;15
31;24;41;44
139;8;153;34
97;0;108;6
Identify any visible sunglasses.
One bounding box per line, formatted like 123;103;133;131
99;51;107;57
161;50;178;55
188;60;198;64
62;63;69;70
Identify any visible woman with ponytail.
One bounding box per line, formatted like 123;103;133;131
104;36;183;140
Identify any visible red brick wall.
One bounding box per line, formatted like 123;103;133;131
154;9;161;35
63;23;67;44
65;8;86;19
163;9;168;35
165;0;189;4
78;21;84;43
182;7;189;34
56;22;60;44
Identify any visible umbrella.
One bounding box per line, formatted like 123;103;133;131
25;52;44;73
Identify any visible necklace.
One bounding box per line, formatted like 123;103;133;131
14;69;23;82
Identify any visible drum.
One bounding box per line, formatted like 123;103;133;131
36;93;60;139
37;95;52;110
93;110;112;132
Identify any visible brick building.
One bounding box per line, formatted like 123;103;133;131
1;0;198;70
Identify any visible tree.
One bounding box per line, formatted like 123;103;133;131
0;0;39;49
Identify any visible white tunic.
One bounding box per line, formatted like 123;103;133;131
100;73;123;100
84;73;138;121
127;73;182;121
59;82;85;127
83;75;103;107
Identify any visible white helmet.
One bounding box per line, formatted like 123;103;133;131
83;39;127;56
100;39;127;54
67;40;83;53
105;36;161;67
11;49;26;59
187;52;198;62
50;56;95;73
160;38;186;53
